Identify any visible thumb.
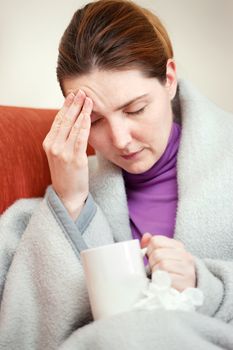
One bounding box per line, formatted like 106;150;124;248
140;232;152;248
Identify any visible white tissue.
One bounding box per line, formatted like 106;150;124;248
133;270;204;312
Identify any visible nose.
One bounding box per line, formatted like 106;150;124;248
109;119;132;150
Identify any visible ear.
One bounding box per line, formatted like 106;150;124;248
165;59;177;100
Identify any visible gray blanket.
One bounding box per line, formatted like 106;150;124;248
2;80;233;349
60;309;233;350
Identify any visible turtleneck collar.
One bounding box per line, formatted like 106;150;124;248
122;122;181;240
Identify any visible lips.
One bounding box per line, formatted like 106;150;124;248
121;149;143;159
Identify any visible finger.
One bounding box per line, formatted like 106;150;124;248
166;273;187;292
140;232;152;249
64;97;93;155
55;92;76;126
148;247;187;267
168;273;195;291
151;263;187;291
146;236;185;256
74;98;93;155
43;93;75;150
50;92;75;134
54;89;86;143
151;258;191;277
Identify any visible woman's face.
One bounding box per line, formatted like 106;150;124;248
63;63;177;174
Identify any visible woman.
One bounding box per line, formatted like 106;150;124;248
1;1;233;349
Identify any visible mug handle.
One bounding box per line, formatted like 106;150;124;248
141;247;151;276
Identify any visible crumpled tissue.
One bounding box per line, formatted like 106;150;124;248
133;270;204;312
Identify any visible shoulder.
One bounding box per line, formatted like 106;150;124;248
177;79;233;142
178;79;233;121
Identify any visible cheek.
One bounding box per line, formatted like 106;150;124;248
88;127;108;151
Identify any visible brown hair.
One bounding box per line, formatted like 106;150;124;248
57;0;173;94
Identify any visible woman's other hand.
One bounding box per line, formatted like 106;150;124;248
141;233;196;292
43;90;93;220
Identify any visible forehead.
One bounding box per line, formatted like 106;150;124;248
63;69;159;112
63;69;158;97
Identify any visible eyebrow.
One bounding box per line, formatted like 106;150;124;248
92;93;149;115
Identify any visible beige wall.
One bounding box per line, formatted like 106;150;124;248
0;0;232;112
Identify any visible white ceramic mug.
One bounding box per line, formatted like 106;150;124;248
81;239;149;320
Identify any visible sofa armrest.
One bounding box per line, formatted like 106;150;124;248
0;105;94;213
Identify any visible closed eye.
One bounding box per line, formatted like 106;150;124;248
91;106;146;125
126;107;146;115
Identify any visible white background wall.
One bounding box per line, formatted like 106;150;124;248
1;0;232;112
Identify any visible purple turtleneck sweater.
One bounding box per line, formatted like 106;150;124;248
123;122;181;240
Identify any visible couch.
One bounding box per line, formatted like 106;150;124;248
0;105;94;214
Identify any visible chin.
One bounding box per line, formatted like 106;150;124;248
121;161;154;174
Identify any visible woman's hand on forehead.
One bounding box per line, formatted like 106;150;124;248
43;90;93;220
